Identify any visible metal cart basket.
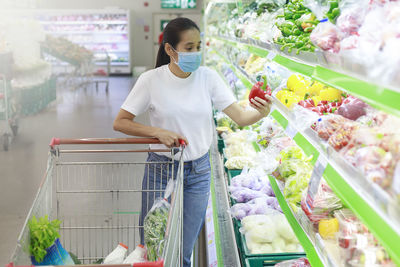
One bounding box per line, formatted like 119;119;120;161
8;137;185;267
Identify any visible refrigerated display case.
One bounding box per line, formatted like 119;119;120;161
35;9;131;75
204;1;400;266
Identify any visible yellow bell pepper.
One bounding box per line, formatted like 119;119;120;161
319;87;342;102
309;81;326;96
311;96;321;106
294;85;311;99
280;91;301;108
276;90;290;101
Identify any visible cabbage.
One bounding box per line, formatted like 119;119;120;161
271;237;286;252
278;146;312;162
225;156;254;169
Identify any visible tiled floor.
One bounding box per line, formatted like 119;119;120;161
0;77;148;265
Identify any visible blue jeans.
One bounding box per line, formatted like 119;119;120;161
139;152;211;267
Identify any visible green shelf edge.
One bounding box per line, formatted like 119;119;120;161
210;152;224;267
268;176;324;267
324;165;400;266
271;109;288;129
209;36;400;117
273;54;314;77
293;133;319;166
312;66;400;118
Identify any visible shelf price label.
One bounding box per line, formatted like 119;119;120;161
267;51;277;61
303;155;328;215
285;124;297;139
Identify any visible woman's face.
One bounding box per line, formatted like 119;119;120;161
166;28;201;60
175;28;201;52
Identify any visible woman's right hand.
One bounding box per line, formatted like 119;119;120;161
154;128;188;148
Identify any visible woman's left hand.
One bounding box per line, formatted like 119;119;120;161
250;95;273;117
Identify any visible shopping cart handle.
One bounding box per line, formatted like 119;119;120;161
178;139;186;147
133;260;164;267
49;137;162;148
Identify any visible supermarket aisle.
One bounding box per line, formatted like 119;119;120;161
0;77;145;265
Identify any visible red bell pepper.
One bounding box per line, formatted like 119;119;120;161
249;75;271;104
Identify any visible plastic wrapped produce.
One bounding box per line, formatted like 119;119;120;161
257;118;286;148
292;105;320;131
229;187;267;203
328;121;358;151
334;209;395;266
310;19;341;52
301;180;343;226
344;146;394;189
336;0;368;36
240;213;302;254
266;137;296;158
144;180;174;261
229;197;282;220
274;258;311;267
337;96;368;120
225;156;254;169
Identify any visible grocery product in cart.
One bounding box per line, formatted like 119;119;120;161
28;215;74;266
144;179;175;262
123;245;146;264
8;137;185;267
103;243;128;264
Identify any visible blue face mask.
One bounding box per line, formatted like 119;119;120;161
172;48;202;73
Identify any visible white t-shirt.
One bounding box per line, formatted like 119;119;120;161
121;64;236;161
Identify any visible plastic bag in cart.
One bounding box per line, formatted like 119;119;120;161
143;179;175;262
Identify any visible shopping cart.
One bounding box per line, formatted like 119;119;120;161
8;137;185;267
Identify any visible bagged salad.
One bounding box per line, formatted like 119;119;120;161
144;179;175;261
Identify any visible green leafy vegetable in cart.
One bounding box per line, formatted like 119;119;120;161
28;215;62;263
144;180;175;262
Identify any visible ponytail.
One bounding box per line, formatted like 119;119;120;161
154;17;200;68
155;43;170;68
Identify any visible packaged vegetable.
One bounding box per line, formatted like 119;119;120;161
240;213;302;254
313;114;352;140
334;209;395;266
318;218;339;239
337;96;368;120
301;180;342;226
144;179;174;261
328;121;359;151
229;196;282;220
310;20;341;53
225;156;254;169
229;186;267;203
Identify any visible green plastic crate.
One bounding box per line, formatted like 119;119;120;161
229;169;242;177
217;137;225;154
240;231;306;259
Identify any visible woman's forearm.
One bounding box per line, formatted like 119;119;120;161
113;118;161;138
239;109;265;127
223;102;269;127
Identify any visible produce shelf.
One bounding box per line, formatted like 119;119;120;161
268;176;328;267
210;35;400;118
211;51;400;265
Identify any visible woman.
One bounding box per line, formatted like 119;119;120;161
113;17;272;266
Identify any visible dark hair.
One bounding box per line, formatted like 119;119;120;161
155;17;200;68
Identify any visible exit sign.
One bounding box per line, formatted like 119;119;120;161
161;0;196;9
